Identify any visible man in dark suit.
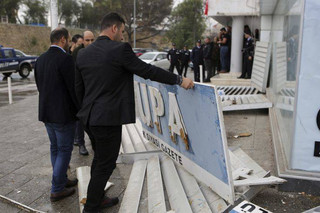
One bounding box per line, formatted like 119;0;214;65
167;43;181;75
75;13;194;212
35;28;79;202
72;30;95;156
191;40;204;82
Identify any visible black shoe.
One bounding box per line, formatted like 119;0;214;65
79;145;89;155
100;197;119;209
83;210;102;213
245;76;251;79
237;76;245;79
50;188;75;202
203;79;211;82
74;141;79;146
66;178;78;188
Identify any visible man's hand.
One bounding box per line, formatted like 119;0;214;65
180;77;194;90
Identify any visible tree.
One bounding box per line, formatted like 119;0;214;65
23;0;47;25
78;1;96;29
0;0;21;23
58;0;80;27
166;0;206;49
90;0;173;45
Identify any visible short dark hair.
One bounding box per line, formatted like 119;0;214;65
100;12;125;32
50;28;69;44
72;34;83;43
220;27;226;32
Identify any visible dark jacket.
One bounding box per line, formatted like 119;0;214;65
243;37;254;57
180;49;190;63
191;46;203;65
35;46;79;123
75;36;179;126
72;44;84;61
203;42;213;60
167;48;180;64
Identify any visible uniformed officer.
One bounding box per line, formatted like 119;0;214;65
191;40;204;82
238;30;254;79
180;45;190;77
167;43;181;75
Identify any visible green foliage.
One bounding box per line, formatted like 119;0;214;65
23;0;47;25
0;0;21;23
30;36;37;46
58;0;80;27
166;0;206;49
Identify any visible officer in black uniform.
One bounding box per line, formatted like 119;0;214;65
180;45;190;77
167;43;181;75
238;30;254;79
191;40;204;82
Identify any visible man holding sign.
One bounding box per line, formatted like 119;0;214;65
75;12;193;212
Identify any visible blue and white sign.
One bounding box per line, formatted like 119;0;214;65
134;76;235;204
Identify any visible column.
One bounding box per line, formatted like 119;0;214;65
230;16;244;73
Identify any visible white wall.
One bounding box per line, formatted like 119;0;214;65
208;0;259;16
291;0;320;172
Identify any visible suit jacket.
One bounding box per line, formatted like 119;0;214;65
35;46;79;123
75;36;179;126
191;46;203;65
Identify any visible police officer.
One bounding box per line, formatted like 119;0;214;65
180;45;190;77
238;30;254;79
167;43;181;75
191;40;204;82
203;37;213;82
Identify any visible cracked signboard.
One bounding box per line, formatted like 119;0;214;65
134;76;235;204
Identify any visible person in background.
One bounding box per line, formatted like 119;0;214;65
217;28;230;73
238;30;254;79
167;43;181;75
211;36;220;77
191;40;204;82
35;28;79;202
72;30;95;156
203;37;213;82
227;26;232;71
180;45;190;77
69;34;83;54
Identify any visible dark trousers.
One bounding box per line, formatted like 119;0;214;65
84;125;122;211
74;121;85;145
241;55;253;78
45;122;75;193
169;62;181;75
193;63;200;82
180;62;189;77
204;59;213;81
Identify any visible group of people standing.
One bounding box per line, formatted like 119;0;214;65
167;25;257;82
35;12;194;213
167;27;231;83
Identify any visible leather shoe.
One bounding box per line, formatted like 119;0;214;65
66;178;78;188
79;145;89;155
74;141;79;146
83;210;102;213
237;76;245;79
100;196;119;209
50;188;75;202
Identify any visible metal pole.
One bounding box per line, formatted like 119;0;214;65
7;77;12;104
50;0;58;30
133;0;136;48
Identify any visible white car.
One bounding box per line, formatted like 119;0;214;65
139;52;170;70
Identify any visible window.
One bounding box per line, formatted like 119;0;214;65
3;50;14;58
15;50;25;58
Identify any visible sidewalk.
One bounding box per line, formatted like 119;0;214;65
0;94;130;212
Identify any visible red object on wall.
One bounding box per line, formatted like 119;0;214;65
204;0;208;15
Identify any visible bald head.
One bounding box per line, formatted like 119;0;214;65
83;31;94;47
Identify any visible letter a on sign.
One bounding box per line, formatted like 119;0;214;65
148;86;164;134
134;82;153;127
168;92;189;150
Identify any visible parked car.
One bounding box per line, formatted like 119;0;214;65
133;48;157;57
139;52;170;70
0;45;38;78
